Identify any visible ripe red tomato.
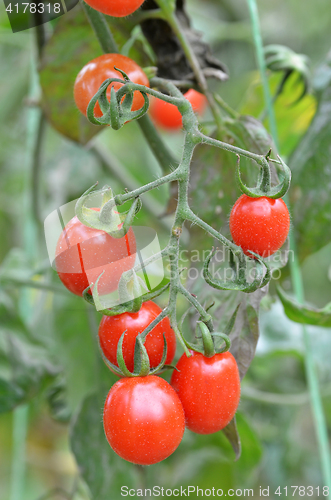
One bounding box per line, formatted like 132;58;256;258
83;0;145;17
149;89;207;131
99;300;176;372
103;375;185;465
74;54;149;118
229;194;290;257
55;210;136;297
171;350;240;434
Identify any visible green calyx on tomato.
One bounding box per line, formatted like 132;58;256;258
180;305;239;358
203;245;271;293
75;183;142;238
236;151;291;199
74;53;150;129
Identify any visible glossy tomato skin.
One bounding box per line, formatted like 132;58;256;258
150;89;207;131
74;54;149;117
171;351;240;434
55;211;136;296
229;194;290;257
83;0;145;17
99;301;176;372
103;375;185;465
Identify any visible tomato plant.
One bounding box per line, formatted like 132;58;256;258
229;194;290;257
171;350;241;434
103;375;185;465
99;300;176;372
55;212;136;296
74;54;149;117
83;0;145;17
149;89;207;131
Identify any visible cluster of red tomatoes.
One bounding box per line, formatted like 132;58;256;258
58;0;292;467
55;213;241;465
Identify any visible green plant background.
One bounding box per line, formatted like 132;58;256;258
0;0;331;498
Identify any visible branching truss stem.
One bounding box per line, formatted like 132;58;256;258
86;77;277;356
80;4;288;362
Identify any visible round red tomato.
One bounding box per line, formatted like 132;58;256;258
55;210;136;296
229;194;290;258
171;350;240;434
74;54;149;117
83;0;145;17
99;301;176;372
150;89;207;131
103;375;185;465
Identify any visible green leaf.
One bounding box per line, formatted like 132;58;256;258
289;53;331;260
233;412;262;475
230;298;261;380
277;285;331;327
70;392;137;499
222;417;241;461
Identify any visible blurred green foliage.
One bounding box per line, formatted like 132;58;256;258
0;0;331;498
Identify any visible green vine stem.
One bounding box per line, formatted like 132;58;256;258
81;1;118;53
31;112;46;228
10;405;29;500
78;71;283;348
80;2;289;371
246;0;331;490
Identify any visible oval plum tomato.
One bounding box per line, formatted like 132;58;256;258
74;54;149;118
83;0;145;17
103;375;185;465
55;210;136;297
99;301;176;372
229;194;290;257
150;89;207;131
171;350;240;434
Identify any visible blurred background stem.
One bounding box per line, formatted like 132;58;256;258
10;405;29;500
10;31;44;500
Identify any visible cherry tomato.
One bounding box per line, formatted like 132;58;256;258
229;194;290;257
74;54;149;117
103;375;185;465
99;301;176;373
149;89;207;131
170;350;240;434
83;0;145;17
55;210;136;296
